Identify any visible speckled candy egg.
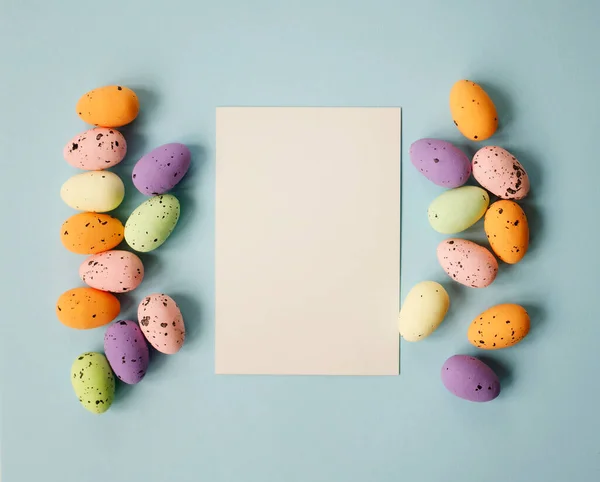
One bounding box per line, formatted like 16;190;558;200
441;355;500;402
61;212;124;254
484;200;529;264
409;138;471;188
437;238;498;288
132;143;191;195
56;287;120;329
76;85;139;127
124;194;180;252
79;250;144;293
472;146;530;200
428;186;489;234
104;320;150;384
449;80;498;141
138;294;185;354
63;127;127;170
60;171;125;212
71;352;115;414
468;304;530;350
398;281;449;341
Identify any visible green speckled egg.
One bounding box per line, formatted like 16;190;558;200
428;186;489;234
124;194;180;252
71;352;115;414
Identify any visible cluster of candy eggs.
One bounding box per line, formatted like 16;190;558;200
58;85;191;414
399;79;532;403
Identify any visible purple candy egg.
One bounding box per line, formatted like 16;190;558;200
132;143;191;195
104;320;150;384
409;138;471;188
441;355;500;402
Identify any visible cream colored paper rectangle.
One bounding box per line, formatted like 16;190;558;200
215;107;401;375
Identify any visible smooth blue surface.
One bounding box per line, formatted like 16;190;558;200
2;1;599;481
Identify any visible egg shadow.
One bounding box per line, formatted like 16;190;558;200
145;347;171;378
87;336;136;410
493;261;516;286
474;355;514;395
461;218;489;244
138;252;162;283
507;148;545;257
520;303;547;344
170;293;203;348
116;292;137;316
123;86;161;130
431;280;469;337
475;81;515;139
169;144;208;244
111;378;136;409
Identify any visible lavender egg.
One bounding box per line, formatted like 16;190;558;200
132;143;191;195
104;320;150;384
441;355;500;402
409;138;471;188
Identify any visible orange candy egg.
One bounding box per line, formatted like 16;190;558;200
76;85;139;127
60;212;124;255
449;79;498;141
484;200;529;264
56;287;120;330
468;304;530;350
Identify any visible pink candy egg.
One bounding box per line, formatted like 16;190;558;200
437;238;498;288
472;146;530;200
138;294;185;354
63;127;127;170
79;250;144;293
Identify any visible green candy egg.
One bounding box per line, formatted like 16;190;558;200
428;186;489;234
71;352;115;414
124;194;180;252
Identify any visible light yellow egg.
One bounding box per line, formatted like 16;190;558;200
60;171;125;212
398;281;449;341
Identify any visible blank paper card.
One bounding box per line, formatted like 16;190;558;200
215;107;401;375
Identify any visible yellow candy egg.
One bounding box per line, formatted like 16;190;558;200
449;79;498;141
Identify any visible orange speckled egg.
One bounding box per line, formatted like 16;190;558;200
484;200;529;264
468;303;530;349
76;85;139;127
56;287;120;329
450;80;498;141
61;213;124;254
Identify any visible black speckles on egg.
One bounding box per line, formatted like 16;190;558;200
472;146;530;200
104;320;150;384
437;238;498;288
79;250;144;293
63;127;127;170
70;352;115;414
137;294;186;354
131;143;191;195
124;194;181;253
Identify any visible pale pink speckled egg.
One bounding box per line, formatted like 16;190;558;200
79;250;144;293
138;294;185;354
437;238;498;288
63;127;127;170
472;146;530;200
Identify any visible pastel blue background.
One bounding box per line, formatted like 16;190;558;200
2;0;599;480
